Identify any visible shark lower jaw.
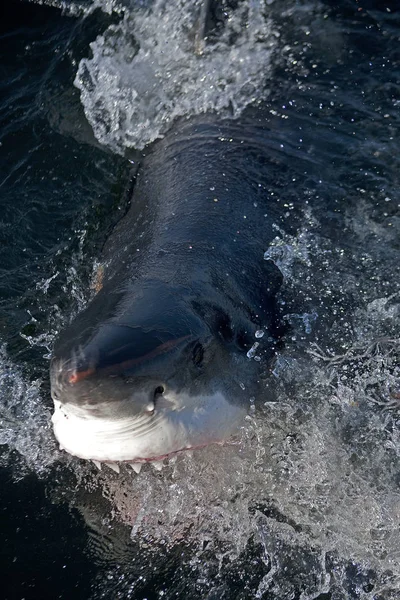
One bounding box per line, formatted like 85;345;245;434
51;393;246;465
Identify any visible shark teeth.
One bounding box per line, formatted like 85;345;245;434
151;460;164;471
90;458;176;475
105;462;120;474
129;463;142;474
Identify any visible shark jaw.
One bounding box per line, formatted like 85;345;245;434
51;391;246;464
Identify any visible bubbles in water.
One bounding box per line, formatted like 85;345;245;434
283;311;318;335
263;230;313;280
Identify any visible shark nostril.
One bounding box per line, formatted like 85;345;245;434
145;386;165;415
154;385;165;399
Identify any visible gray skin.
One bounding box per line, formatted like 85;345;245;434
50;113;286;465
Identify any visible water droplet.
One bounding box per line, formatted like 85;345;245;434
247;342;259;359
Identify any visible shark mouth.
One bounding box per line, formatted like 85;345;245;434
51;391;246;472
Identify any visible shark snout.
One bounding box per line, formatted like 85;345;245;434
50;355;167;419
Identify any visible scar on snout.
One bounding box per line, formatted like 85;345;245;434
90;264;104;294
69;368;96;384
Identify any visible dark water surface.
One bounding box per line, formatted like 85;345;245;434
0;1;399;599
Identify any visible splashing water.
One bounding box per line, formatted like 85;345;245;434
0;346;59;474
2;0;400;598
75;0;275;152
73;217;400;599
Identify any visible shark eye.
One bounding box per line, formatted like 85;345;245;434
192;342;204;367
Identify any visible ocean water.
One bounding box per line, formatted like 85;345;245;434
0;1;399;599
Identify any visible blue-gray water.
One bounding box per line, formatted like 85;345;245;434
0;1;399;599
